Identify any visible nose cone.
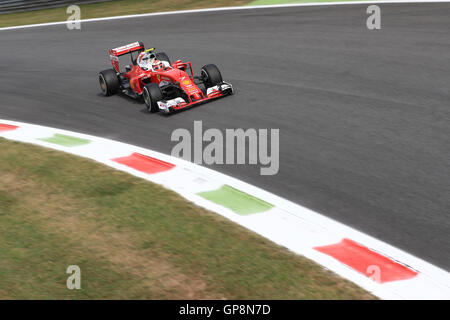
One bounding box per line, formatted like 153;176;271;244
193;92;201;101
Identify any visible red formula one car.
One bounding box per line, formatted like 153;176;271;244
98;41;234;113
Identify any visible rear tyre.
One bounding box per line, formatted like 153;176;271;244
201;64;222;88
142;83;163;113
99;69;120;96
156;52;171;65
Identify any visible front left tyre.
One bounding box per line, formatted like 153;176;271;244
142;83;163;113
99;69;120;96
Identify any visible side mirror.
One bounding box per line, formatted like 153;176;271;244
175;60;186;71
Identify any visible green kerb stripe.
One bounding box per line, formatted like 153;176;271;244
39;134;90;147
197;185;273;215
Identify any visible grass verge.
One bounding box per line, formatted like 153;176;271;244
0;0;250;28
0;138;375;299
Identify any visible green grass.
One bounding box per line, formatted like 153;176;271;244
0;138;375;299
0;0;250;28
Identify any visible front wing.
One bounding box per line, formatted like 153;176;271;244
157;82;234;113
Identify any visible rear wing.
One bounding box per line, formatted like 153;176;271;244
109;41;145;72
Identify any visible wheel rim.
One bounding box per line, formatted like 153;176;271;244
201;69;209;83
99;75;107;94
143;88;151;108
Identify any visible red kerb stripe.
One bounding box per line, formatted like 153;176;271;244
314;238;418;283
112;152;175;174
0;124;19;132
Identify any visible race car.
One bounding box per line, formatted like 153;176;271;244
98;41;234;113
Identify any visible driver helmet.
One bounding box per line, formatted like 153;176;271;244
153;60;164;71
138;51;155;67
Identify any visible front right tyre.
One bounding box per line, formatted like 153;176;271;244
201;64;223;88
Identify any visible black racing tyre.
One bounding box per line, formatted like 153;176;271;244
99;69;120;96
155;52;171;65
142;83;163;113
201;64;223;88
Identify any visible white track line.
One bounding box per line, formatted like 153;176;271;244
1;119;449;299
1;1;450;31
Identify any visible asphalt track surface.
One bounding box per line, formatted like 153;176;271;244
0;3;449;270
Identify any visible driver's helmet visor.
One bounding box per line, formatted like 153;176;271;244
142;52;155;63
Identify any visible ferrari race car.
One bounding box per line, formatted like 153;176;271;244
98;42;234;113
